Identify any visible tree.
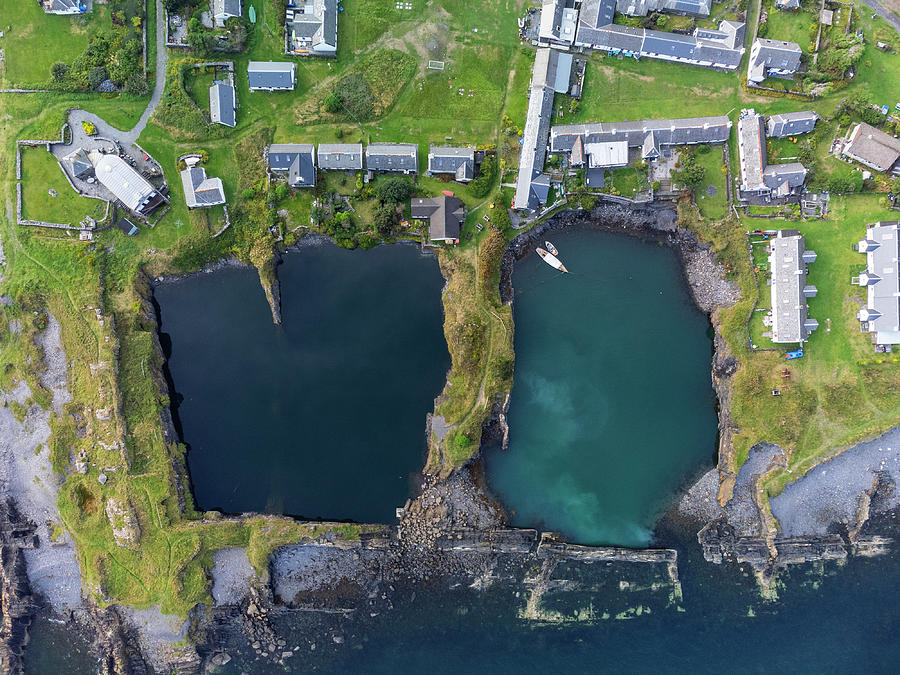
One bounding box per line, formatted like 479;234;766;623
656;15;668;28
376;177;413;204
88;66;108;91
241;188;256;200
324;91;343;113
672;149;706;191
310;205;326;224
50;62;70;81
274;184;289;202
374;203;397;235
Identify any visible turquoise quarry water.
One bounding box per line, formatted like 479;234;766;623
485;228;718;547
154;239;449;522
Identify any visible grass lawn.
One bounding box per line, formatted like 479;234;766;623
694;147;728;220
184;67;219;118
19;146;108;227
605;166;647;195
0;3;109;87
763;1;817;52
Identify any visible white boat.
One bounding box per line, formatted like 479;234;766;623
536;247;568;273
544;241;559;256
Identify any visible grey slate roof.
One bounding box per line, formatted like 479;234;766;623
514;48;561;210
46;0;82;13
617;0;711;17
365;143;418;173
739;111;808;195
766;111;818;138
539;0;578;44
551;116;732;153
287;0;338;55
213;0;242;20
769;230;817;343
64;147;94;179
412;196;465;242
427;146;476;182
209;83;236;127
268;144;316;187
775;0;801;8
247;61;295;90
576;21;745;69
317;143;363;171
856;222;900;344
843;123;900;172
181;167;226;208
747;38;802;83
737;113;768;192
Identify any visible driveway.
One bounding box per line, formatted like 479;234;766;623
67;0;168;143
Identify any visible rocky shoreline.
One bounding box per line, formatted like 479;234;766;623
2;201;899;672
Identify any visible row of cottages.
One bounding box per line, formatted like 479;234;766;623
746;38;803;85
737;109;817;200
539;0;745;72
842;123;900;174
854;222;900;347
286;0;338;57
767;230;818;344
539;0;714;49
213;0;242;28
513;48;572;211
41;0;87;14
550;116;732;187
267;144;478;188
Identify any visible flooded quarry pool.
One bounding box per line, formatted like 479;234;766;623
155;239;449;522
486;227;717;547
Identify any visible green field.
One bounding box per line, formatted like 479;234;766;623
0;3;110;87
19;146;108;227
694;147;728;220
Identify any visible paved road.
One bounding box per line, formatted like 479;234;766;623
860;0;900;36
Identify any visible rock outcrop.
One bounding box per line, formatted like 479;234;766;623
0;501;37;675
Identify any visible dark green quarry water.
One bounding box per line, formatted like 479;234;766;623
153;239;449;522
485;228;717;547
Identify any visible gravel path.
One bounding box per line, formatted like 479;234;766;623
772;427;900;537
211;547;256;606
859;0;900;36
0;314;83;613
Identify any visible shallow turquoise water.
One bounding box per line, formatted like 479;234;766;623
485;228;718;546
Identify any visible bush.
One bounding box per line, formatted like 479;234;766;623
468;156;497;198
51;62;70;81
376;177;413;204
82;121;97;136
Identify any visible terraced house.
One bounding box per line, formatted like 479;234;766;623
855;222;900;346
747;38;803;84
768;230;818;344
551;116;731;186
737;110;808;200
427;146;476;183
573;0;745;70
212;0;242;28
366;144;418;175
317;144;364;172
268;144;316;187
